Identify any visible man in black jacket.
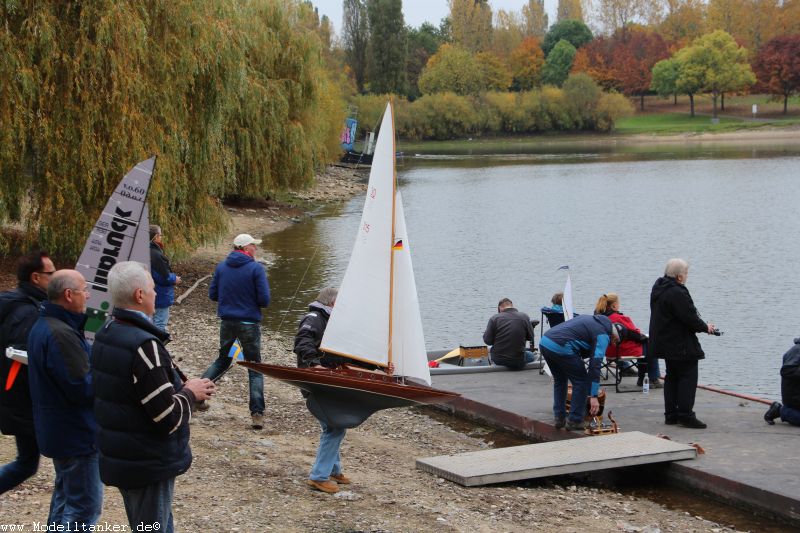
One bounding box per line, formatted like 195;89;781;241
649;258;716;429
764;338;800;426
92;261;214;531
0;250;54;494
483;298;535;370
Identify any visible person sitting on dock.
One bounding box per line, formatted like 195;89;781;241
483;298;536;370
539;314;618;431
764;338;800;426
594;293;658;386
541;292;565;328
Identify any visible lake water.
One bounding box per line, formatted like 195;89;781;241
263;139;800;401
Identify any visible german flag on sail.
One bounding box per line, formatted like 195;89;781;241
392;239;403;250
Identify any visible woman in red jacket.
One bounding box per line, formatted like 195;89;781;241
595;293;661;388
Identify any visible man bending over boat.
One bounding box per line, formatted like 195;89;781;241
539;314;619;431
483;298;536;370
764;338;800;426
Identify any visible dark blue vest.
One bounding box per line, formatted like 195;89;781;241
92;309;191;488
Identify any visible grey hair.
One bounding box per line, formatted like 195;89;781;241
47;271;78;302
664;258;689;278
316;287;338;307
108;261;152;307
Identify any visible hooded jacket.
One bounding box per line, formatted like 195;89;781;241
0;283;47;435
781;338;800;410
648;276;708;361
209;250;271;322
150;241;177;309
294;302;350;368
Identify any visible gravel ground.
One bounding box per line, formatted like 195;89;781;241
0;166;750;532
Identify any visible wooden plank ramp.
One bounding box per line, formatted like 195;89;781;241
416;431;697;487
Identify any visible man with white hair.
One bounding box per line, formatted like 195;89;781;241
92;261;215;532
649;258;716;429
27;269;101;527
200;233;270;429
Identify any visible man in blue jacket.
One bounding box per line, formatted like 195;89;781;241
27;269;101;527
149;225;181;331
539;314;618;431
764;338;800;426
201;234;270;429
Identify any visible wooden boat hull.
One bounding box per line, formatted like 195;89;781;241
238;362;460;428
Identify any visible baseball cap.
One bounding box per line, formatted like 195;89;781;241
233;234;262;247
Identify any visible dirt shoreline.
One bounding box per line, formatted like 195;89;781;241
0;164;757;532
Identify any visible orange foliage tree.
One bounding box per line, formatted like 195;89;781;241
508;37;545;90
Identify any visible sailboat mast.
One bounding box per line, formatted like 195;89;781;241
387;102;397;369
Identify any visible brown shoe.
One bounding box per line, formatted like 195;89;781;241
331;473;351;484
251;413;264;430
307;479;339;493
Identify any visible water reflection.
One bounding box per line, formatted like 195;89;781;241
264;142;800;400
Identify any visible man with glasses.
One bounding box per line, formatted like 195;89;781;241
201;233;270;430
27;270;102;528
0;251;54;494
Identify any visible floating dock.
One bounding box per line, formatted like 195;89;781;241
430;368;800;526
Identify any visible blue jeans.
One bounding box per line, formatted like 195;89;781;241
48;452;103;527
542;348;589;424
637;344;661;381
202;320;265;415
0;432;40;494
491;350;536;370
781;404;800;426
119;477;175;533
153;307;170;331
309;421;346;481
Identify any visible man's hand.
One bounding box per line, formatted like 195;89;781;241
706;322;716;335
589;396;600;416
185;378;215;401
386;362;395;375
175;275;182;285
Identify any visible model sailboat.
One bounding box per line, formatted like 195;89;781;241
240;102;458;427
76;157;155;342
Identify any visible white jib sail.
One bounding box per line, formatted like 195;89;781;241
391;191;431;385
75;157;155;342
320;104;395;366
563;273;574;322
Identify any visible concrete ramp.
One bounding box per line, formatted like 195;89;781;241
416;431;697;487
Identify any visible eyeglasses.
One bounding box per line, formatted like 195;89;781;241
37;271;56;276
67;287;91;295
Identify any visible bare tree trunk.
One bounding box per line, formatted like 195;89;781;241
673;93;677;105
721;92;725;111
785;93;789;115
712;92;718;118
640;93;645;111
689;93;695;117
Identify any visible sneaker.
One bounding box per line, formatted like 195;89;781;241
554;417;566;430
764;401;782;425
251;413;264;430
196;400;210;412
565;419;585;431
307;479;339;494
650;379;663;389
331;473;351;484
678;416;707;429
665;415;678;425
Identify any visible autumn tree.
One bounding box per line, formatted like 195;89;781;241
563;73;602;127
594;0;652;35
541;39;578;86
542;19;593;56
557;0;585;22
658;0;706;46
418;44;484;95
449;0;493;52
571;37;619;90
754;35;800;114
613;28;669;110
509;37;546;90
674;30;755;117
367;0;408;94
492;10;525;59
523;0;549;38
343;0;370;93
476;52;513;91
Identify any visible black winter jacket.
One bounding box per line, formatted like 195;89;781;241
648;276;708;361
483;307;535;368
294;302;349;368
781;338;800;410
0;283;47;435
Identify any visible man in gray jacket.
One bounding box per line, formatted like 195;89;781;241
483;298;535;370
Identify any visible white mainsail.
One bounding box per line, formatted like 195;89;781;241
321;103;431;385
76;157;155;341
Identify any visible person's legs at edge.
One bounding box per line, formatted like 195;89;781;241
202;320;237;381
563;356;589;423
543;352;567;421
153;307;170;331
0;432;40;494
663;359;680;421
309;421;347;481
238;322;265;416
780;404;800;426
119;478;175;533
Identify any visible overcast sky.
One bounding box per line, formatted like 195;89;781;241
311;1;560;36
